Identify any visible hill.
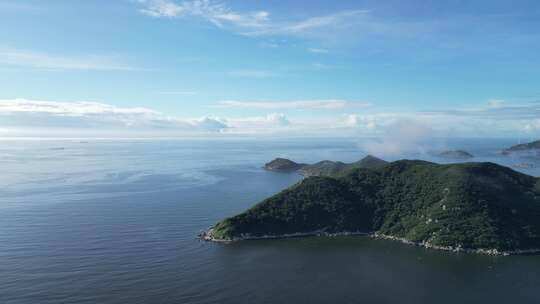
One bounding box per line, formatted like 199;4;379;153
264;158;306;172
438;150;474;159
500;140;540;156
206;160;540;255
298;160;348;177
265;155;388;177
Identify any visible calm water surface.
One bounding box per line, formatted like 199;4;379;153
1;138;540;304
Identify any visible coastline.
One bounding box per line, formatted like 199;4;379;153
200;228;370;243
200;228;540;256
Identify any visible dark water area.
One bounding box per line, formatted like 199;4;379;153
1;138;540;303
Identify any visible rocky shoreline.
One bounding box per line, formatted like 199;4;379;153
371;233;540;256
199;228;370;243
200;228;540;256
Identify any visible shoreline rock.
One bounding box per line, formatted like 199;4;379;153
200;228;540;256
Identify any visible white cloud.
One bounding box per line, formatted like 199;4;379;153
259;41;279;48
256;10;369;36
0;98;157;116
0;98;305;137
487;99;505;108
523;119;540;133
0;48;136;71
137;0;369;38
344;114;377;129
217;99;369;110
0;98;300;137
332;99;540;138
227;69;278;78
3;98;540;138
224;113;290;133
360;120;434;157
309;62;342;71
138;0;185;17
308;48;329;54
264;113;290;126
0;98;227;135
423;101;540;120
136;0;528;54
138;0;269;28
192;116;228;131
156;91;198;95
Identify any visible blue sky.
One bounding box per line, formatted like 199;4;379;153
1;0;540;138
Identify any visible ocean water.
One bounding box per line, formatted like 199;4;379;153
1;137;540;304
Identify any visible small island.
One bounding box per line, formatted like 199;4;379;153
264;155;388;177
513;162;536;169
264;158;306;172
438;150;474;159
500;140;540;157
204;159;540;255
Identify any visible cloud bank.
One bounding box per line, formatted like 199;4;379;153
2;98;540;138
0;98;226;136
0;48;136;71
217;99;367;110
0;99;297;137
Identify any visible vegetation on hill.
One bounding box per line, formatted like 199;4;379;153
264;155;388;177
264;158;306;172
211;160;540;253
350;155;389;169
438;150;474;159
501;140;540;156
298;160;348;177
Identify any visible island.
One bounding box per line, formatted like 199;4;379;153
438;150;474;159
264;158;306;172
500;139;540;157
513;162;536;169
203;159;540;255
264;155;388;177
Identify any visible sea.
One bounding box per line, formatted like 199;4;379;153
1;137;540;304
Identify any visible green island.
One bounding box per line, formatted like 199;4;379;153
500;139;540;157
203;159;540;255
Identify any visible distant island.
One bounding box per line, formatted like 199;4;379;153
204;159;540;255
500;140;540;157
513;162;536;169
264;155;388;177
438;150;474;159
263;158;306;172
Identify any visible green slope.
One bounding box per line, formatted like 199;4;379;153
298;155;388;177
211;160;540;252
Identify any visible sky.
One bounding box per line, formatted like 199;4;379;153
1;0;540;138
